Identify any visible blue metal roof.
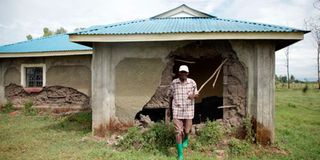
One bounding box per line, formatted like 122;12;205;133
0;34;92;53
71;17;307;35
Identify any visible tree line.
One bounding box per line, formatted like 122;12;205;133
26;27;67;40
275;74;304;83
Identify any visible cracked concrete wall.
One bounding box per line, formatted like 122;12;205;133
92;41;188;136
0;55;92;108
4;67;20;86
222;58;247;127
47;65;91;95
230;40;275;145
115;58;166;120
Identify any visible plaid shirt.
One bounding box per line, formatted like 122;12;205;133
169;78;198;119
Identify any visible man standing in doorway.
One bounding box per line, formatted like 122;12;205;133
169;65;199;160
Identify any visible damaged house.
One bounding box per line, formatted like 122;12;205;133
0;34;93;113
0;5;308;144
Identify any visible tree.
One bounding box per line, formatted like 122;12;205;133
26;34;33;40
43;27;54;37
74;27;85;32
305;0;320;89
290;75;295;82
280;76;287;83
55;27;67;34
285;47;290;88
26;27;68;40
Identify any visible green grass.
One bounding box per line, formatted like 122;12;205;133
0;89;319;160
274;89;320;159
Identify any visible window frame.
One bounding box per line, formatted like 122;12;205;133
21;64;46;88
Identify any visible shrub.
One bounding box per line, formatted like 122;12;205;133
197;120;224;146
190;140;203;151
117;126;144;150
23;100;37;116
117;122;175;154
143;122;175;153
243;116;255;142
287;103;296;108
1;101;14;113
67;111;92;124
62;111;92;132
228;138;251;156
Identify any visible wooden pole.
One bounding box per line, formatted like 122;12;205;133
286;47;290;89
198;59;228;93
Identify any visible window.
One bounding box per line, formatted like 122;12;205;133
21;64;46;88
25;67;43;87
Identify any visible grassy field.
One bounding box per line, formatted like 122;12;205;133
0;88;319;160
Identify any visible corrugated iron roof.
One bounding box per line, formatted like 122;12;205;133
71;17;307;35
0;34;92;53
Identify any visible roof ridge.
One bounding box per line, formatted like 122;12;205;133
150;17;216;20
151;4;216;18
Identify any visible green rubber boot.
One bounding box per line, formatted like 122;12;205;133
176;143;184;160
182;135;189;148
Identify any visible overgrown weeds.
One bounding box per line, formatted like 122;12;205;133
117;122;175;155
197;120;224;146
243;116;255;143
23;100;37;116
228;137;252;156
47;111;92;133
1;101;14;113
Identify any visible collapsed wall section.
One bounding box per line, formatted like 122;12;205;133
142;40;248;127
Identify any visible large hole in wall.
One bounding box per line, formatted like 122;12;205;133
136;40;247;127
135;57;224;123
173;57;224;124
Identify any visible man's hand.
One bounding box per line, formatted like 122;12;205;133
188;93;199;99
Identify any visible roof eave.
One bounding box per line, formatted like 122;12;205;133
69;32;305;43
0;50;92;58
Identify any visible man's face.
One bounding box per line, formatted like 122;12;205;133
178;71;188;80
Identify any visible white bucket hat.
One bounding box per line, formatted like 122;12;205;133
179;65;189;72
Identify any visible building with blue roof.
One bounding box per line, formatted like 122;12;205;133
0;34;93;111
0;4;309;144
0;34;92;57
69;4;308;144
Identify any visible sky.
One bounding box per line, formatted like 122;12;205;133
0;0;318;81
